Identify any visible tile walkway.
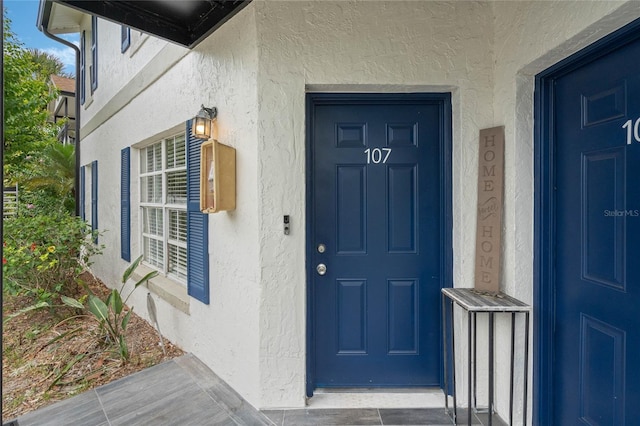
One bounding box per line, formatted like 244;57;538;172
9;354;506;426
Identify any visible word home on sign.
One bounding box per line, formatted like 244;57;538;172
474;126;505;294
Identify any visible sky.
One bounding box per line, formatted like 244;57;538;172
5;0;78;75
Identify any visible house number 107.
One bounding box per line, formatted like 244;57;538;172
364;148;392;164
622;118;640;145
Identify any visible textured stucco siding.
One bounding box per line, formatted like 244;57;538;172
76;0;640;418
80;6;262;405
252;0;639;413
491;2;637;421
254;0;496;408
80;18;170;129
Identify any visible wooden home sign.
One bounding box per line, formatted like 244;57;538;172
474;126;505;294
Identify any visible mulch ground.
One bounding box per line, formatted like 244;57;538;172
2;272;184;422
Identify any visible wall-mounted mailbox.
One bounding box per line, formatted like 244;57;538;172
200;140;236;213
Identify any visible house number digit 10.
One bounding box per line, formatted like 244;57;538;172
364;148;392;164
622;118;640;145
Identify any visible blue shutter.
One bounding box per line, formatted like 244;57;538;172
186;120;210;304
121;148;131;261
91;160;98;243
80;166;86;220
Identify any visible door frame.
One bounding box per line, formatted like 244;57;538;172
533;18;640;425
305;92;453;397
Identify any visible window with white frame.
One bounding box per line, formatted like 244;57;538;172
139;133;187;282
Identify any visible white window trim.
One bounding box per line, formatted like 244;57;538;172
138;133;188;285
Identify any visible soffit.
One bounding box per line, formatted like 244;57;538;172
40;0;252;48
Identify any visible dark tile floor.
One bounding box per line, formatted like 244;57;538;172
10;354;507;426
13;354;272;426
262;407;505;426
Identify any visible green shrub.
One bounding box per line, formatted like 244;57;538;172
19;186;73;217
3;213;103;304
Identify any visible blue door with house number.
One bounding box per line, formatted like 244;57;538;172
308;94;451;388
548;32;640;424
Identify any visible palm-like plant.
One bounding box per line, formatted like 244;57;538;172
24;143;76;213
28;48;73;80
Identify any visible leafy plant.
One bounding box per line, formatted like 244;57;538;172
3;14;71;217
3;213;103;305
62;256;158;360
3;15;59;175
23;144;76;214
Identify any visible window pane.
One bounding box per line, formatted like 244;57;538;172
121;26;130;53
144;236;163;269
142;207;163;237
141;175;162;203
168;243;187;281
141;176;149;202
166;170;187;205
154;175;162;202
166;134;186;169
168;210;187;243
138;133;188;285
91;16;98;92
141;142;162;174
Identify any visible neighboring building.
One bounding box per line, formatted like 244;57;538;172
47;74;76;145
38;1;640;424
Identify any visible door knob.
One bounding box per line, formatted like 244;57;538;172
316;263;327;276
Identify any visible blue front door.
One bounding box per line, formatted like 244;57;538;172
552;36;640;423
309;94;450;387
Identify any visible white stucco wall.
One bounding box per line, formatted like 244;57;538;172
79;6;263;405
254;0;496;408
491;1;638;421
253;0;640;414
81;19;169;122
75;0;640;419
495;0;636;304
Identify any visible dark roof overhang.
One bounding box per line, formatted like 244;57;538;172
40;0;252;48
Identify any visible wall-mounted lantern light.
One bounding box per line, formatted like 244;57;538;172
193;105;236;213
192;105;217;139
200;139;236;213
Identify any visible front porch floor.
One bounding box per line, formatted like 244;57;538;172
11;354;506;426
